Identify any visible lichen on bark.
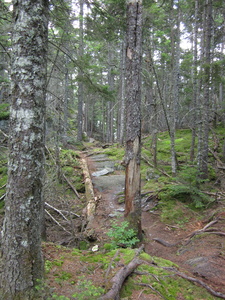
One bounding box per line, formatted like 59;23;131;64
0;0;48;299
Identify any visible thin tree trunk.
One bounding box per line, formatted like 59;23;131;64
190;0;199;162
198;0;212;179
77;0;84;142
118;38;126;145
124;0;143;241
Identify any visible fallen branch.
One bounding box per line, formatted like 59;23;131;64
58;195;80;218
45;209;72;235
141;154;172;179
100;245;144;300
209;148;225;167
0;183;6;190
0;193;6;201
62;173;80;199
45;202;69;221
0;129;9;138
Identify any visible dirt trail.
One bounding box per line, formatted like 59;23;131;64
86;152;225;296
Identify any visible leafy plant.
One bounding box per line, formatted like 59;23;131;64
107;221;140;249
72;276;104;299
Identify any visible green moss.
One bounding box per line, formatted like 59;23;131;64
103;146;125;161
72;248;82;256
120;277;136;298
139;252;152;262
79;241;89;250
0;103;10;120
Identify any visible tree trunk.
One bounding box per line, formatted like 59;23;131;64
190;0;199;162
118;38;126;145
77;0;84;142
198;0;212;179
0;0;48;299
106;43;115;143
124;0;143;241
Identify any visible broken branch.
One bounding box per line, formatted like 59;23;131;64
45;209;72;235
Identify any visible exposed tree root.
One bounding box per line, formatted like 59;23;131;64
153;218;225;248
100;245;144;300
176;271;225;299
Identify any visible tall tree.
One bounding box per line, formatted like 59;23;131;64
197;0;212;179
77;0;84;142
0;0;48;299
124;0;143;240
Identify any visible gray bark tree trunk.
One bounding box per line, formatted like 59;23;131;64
77;0;84;142
198;0;212;179
124;0;143;241
118;38;126;145
0;0;48;299
190;0;199;162
106;43;115;143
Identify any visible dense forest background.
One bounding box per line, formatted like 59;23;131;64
1;0;225;180
1;1;225;299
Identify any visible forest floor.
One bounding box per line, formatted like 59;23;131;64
42;148;225;299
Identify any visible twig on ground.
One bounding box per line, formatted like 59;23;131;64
0;193;6;201
0;184;6;190
45;202;69;221
45;209;72;235
62;174;80;199
136;283;166;300
0;129;9;138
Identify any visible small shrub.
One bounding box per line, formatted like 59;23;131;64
107;221;140;249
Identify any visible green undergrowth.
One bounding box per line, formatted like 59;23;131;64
46;148;85;194
0;103;10;120
43;243;217;300
103;145;125;161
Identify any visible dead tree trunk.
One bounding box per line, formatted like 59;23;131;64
124;0;143;241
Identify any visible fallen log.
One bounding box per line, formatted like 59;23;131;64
100;245;144;300
80;156;97;223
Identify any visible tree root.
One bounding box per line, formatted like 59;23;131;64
176;271;225;299
100;245;144;300
153;218;225;248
